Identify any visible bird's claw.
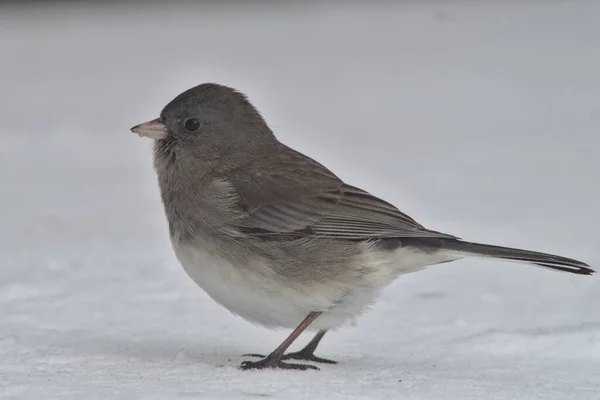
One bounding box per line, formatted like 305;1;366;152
239;358;319;371
243;351;337;364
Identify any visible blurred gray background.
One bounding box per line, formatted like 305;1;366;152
1;1;599;399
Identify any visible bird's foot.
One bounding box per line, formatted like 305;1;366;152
282;350;338;364
239;356;319;371
243;351;337;364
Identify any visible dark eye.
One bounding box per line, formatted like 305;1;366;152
184;118;200;131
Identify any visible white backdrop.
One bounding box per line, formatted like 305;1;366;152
1;1;599;399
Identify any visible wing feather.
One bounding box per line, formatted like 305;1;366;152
226;145;456;241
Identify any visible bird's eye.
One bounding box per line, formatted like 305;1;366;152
184;118;200;131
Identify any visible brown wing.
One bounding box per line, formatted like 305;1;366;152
227;145;457;241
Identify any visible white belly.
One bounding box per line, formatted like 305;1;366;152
171;240;456;330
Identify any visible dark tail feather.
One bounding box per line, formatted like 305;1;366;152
438;240;594;276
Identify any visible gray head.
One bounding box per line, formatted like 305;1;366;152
131;83;277;163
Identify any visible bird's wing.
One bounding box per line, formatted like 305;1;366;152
227;145;456;240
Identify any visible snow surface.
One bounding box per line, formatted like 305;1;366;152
1;1;599;399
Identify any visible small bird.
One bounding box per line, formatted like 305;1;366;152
131;83;594;371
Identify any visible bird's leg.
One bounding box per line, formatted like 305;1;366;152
281;329;337;364
243;329;337;364
240;312;322;371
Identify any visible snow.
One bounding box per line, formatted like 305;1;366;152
1;1;599;399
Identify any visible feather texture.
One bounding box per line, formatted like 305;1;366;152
227;144;456;240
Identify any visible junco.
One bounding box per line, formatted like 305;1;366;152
131;83;594;371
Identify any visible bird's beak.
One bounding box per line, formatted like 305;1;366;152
130;118;168;140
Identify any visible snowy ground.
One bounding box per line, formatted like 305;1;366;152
1;1;599;399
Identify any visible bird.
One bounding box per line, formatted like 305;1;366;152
130;82;594;371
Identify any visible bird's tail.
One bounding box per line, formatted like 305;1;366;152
436;240;594;275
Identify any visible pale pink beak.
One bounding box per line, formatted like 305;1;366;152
130;118;168;140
